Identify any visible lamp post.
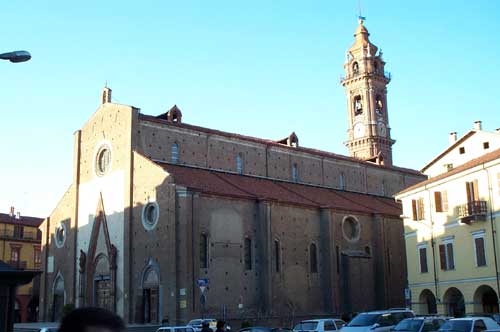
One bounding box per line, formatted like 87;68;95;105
0;50;31;63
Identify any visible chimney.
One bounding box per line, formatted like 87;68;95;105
449;132;457;144
9;206;14;217
474;120;482;131
15;212;20;220
101;86;112;104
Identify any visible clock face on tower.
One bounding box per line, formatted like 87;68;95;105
377;122;387;137
353;122;365;139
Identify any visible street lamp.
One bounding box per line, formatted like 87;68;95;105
0;50;31;63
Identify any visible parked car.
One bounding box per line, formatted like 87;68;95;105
188;319;218;332
341;309;415;332
293;318;347;332
438;318;500;332
240;327;292;332
467;314;500;326
157;326;197;332
392;317;447;332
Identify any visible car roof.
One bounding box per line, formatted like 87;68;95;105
451;317;492;321
300;319;339;322
404;317;447;320
360;310;413;314
158;326;194;329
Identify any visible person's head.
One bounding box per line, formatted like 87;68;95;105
202;321;210;328
217;321;225;329
59;307;125;332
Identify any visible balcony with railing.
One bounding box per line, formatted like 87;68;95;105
458;201;488;224
8;260;27;270
0;229;41;241
340;70;391;84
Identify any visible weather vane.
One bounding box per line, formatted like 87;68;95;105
358;0;366;22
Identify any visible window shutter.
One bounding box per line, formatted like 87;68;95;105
447;243;455;270
419;248;428;273
466;182;473;203
475;237;486;267
435;192;443;212
442;191;449;212
418;198;425;220
473;179;479;201
412;200;417;220
439;244;446;270
497;173;500;196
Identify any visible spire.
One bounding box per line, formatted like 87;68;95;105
348;19;378;58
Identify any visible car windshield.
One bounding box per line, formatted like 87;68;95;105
294;322;318;331
439;321;472;332
393;320;423;332
348;314;381;327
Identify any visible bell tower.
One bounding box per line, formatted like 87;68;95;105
341;19;395;166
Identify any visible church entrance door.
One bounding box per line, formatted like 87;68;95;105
143;288;159;323
94;276;113;311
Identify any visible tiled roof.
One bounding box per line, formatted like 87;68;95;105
160;163;402;217
421;130;476;172
0;213;44;227
139;113;422;176
397;147;500;196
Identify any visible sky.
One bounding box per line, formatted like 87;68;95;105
1;1;499;217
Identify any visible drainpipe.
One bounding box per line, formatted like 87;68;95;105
484;168;500;301
427;189;440;306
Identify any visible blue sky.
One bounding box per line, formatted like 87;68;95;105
1;1;499;217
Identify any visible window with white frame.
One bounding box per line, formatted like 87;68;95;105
417;243;429;273
472;230;487;267
439;238;455;271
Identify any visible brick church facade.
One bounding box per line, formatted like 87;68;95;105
39;20;425;323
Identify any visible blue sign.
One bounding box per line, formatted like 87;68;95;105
197;278;209;287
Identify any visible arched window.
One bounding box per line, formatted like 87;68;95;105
310;243;318;273
292;163;299;182
354;96;363;116
236;153;243;174
352;62;359;75
171;143;179;164
200;234;208;269
375;95;383;116
244;238;252;270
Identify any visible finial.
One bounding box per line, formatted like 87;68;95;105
358;0;366;23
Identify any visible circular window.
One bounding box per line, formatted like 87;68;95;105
342;216;361;242
55;223;67;248
95;145;111;176
142;202;159;231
